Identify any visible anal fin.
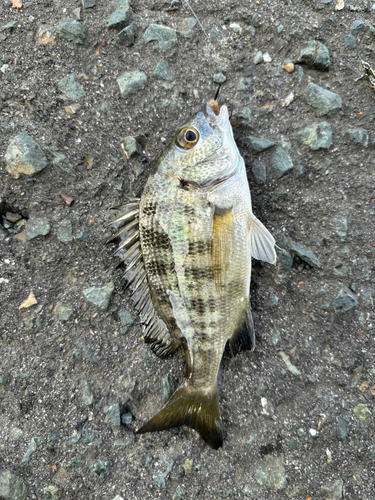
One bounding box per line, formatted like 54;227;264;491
228;301;256;356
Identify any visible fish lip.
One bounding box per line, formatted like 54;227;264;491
203;103;229;126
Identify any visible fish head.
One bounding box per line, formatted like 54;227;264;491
154;102;240;189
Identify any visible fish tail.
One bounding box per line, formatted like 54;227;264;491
136;382;223;449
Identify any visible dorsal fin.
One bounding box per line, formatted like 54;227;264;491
109;201;180;358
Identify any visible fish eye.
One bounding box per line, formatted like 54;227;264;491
176;127;199;150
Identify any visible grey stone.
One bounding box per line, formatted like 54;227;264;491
254;455;287;490
43;485;62;500
254;50;263;65
213;72;226;84
82;380;94;405
117;71;147;99
172;486;184;500
77;342;102;365
121;412;132;426
276;247;293;274
54;302;73;321
89;460;109;479
153;59;173;81
46;149;77;177
369;25;375;37
296;122;332;150
5;133;48;179
231;107;252;128
82;282;114;310
304;82;342;116
106;1;132;29
344;34;356;48
117;22;136;46
271;147;294;179
346;128;369;147
82;0;96;8
58;74;85;101
243;136;275;154
56;18;86;44
290;243;321;268
332;288;358;313
25;219;51;240
0;471;27;500
334;216;347;242
119;308;134;328
21;437;37;463
1;21;17;31
297;40;330;70
210;28;221;42
180;17;197;38
350;19;365;34
104;403;121;426
252;161;267;185
268;294;278;307
142;24;178;52
124;137;140;158
57;219;73;243
76;226;89;241
321;479;343;500
153;458;174;490
337;416;350;440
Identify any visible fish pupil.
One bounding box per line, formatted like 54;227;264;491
185;130;197;142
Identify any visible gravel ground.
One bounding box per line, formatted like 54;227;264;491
1;0;375;499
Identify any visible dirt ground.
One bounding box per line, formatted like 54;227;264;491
1;0;375;498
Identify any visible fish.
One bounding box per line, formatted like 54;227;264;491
108;101;277;449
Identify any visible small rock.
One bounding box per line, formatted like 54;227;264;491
46;149;77;177
117;71;147;99
180;17;197;38
1;21;17;31
297;40;330;70
333;216;347;242
57;219;73;243
19;293;38;310
111;497;124;500
119;308;134;329
345;128;369;147
183;459;193;474
82;0;96;8
89;460;109;479
268;293;278;307
82;380;94;405
344;34;356;49
172;485;184;500
296;122;332;150
106;1;132;29
350;19;365;35
279;351;301;376
285;62;294;73
276;247;293;274
153;59;173;81
153;458;174;490
321;479;343;500
83;282;114;310
142;24;178;52
54;302;73;321
117;22;136;46
337;416;350;440
104;403;121;426
254;50;263;65
230;107;252;128
254;455;287;490
5;133;47;179
60;193;74;207
123;137;139;159
58;74;85;101
242;136;275;154
290;242;322;268
304;82;342;116
76;226;89;241
25;219;50;240
21;437;37;463
332;288;358;313
43;485;62;500
77;342;102;365
35;24;55;45
271;147;294;179
252;161;267;185
353;403;371;422
56;18;86;44
0;471;27;500
213;72;226;84
121;412;132;426
210;28;221;42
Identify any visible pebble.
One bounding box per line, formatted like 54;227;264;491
46;149;77;177
1;21;17;31
76;342;102;365
284;62;294;73
353;403;371;422
25;219;50;240
58;74;85;101
43;486;62;500
124;136;140;158
119;308;134;329
153;59;173;81
56;18;86;44
142;24;178;52
242;136;274;153
350;19;365;35
121;412;132;426
271;147;294;179
90;460;109;479
345;128;369;147
111;497;124;500
117;71;147;99
82;0;96;8
117;23;136;46
332;288;357;313
21;437;37;463
104;403;121;426
290;242;322;268
304;82;342;116
252;161;267;185
19;293;38;310
5;133;47;179
321;479;343;500
296;122;332;150
54;302;73;321
279;351;301;376
231;107;252;128
0;471;27;500
344;34;356;49
297;40;330;70
172;486;184;500
333;216;347;242
106;1;132;29
254;455;287;490
180;17;197;38
57;219;73;243
82;282;114;310
263;52;272;63
153;458;174;490
337;415;350;440
210;28;221;42
213;72;226;84
275;247;293;274
76;226;89;241
254;50;263;65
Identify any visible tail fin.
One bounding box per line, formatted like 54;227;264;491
136;382;223;449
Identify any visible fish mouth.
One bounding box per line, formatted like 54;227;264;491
204;101;229;127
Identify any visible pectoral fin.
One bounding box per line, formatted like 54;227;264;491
248;215;277;264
